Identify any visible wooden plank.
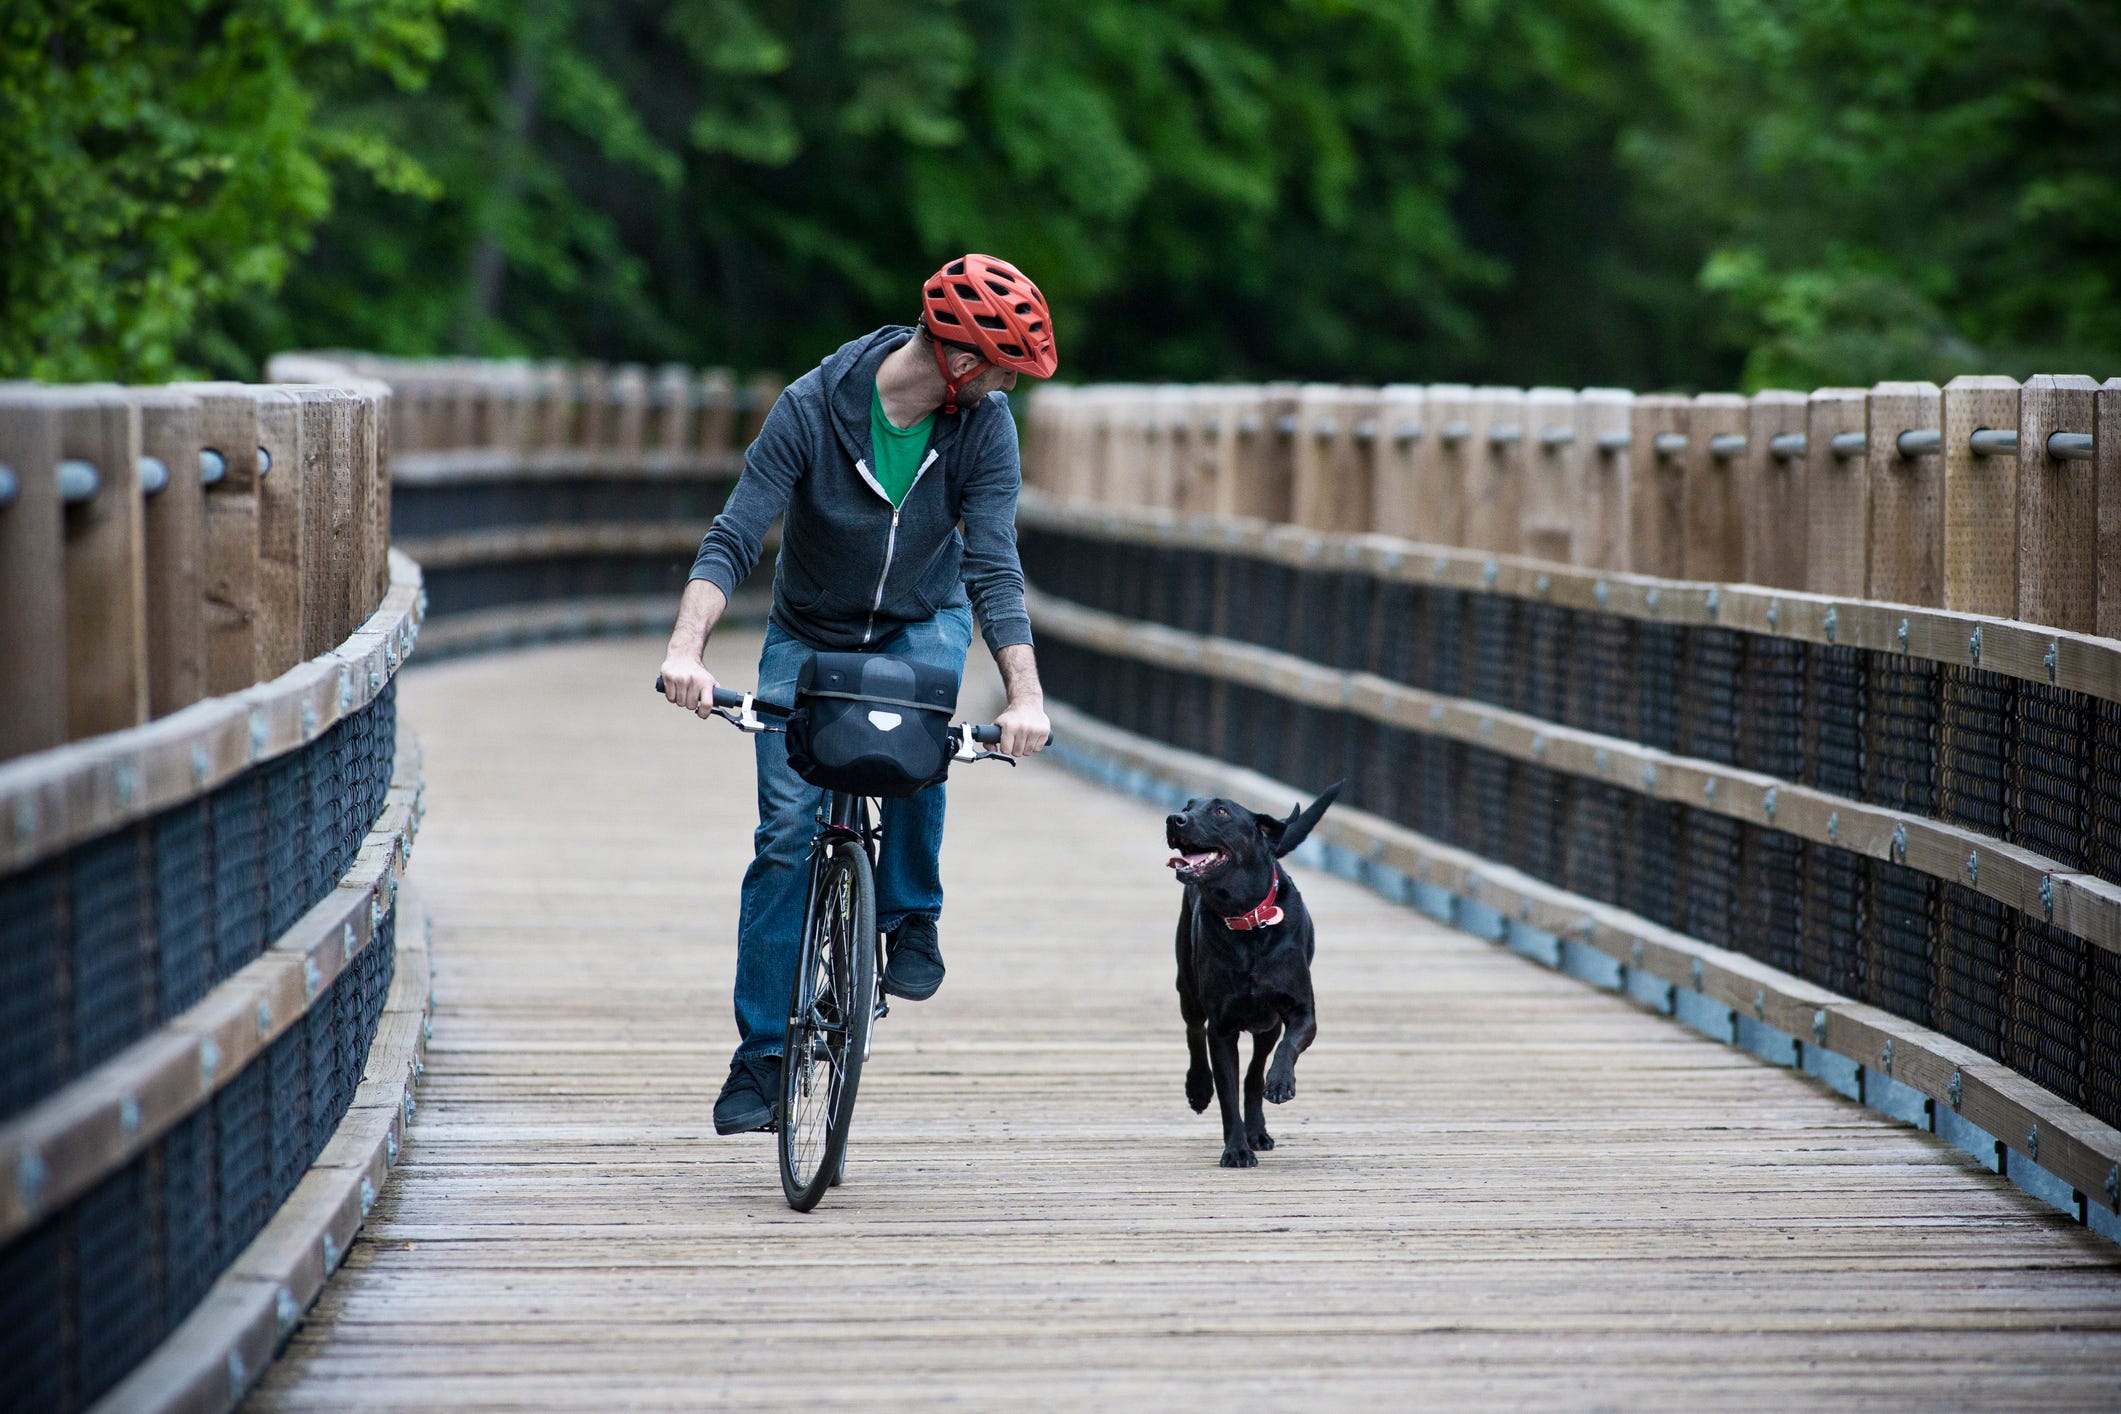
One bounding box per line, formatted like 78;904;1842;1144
1369;385;1427;540
293;387;355;657
1681;393;1747;582
1460;387;1524;555
1575;389;1632;571
1740;390;1807;589
1241;383;1298;524
742;372;782;447
371;385;394;608
1519;388;1577;563
1626;394;1688;577
609;365;648;462
135;387;208;716
651;364;694;454
62;389;148;740
1421;384;1473;550
2102;379;2121;640
253;389;306;678
1942;375;2020;618
694;369;735;459
176;384;262;695
1803;388;1868;598
1866;381;1945;607
1161;386;1212;515
2017;374;2100;633
0;391;70;758
1291;385;1371;533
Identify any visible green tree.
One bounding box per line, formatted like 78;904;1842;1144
1;0;457;381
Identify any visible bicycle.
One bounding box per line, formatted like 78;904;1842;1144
656;673;1015;1210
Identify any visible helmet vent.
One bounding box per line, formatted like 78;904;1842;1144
985;279;1014;296
952;282;979;298
998;342;1024;358
946;259;966;275
929;308;962;325
974;313;1006;330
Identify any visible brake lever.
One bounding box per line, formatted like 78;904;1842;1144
974;748;1016;767
710;691;773;734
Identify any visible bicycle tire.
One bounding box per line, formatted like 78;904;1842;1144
778;839;876;1211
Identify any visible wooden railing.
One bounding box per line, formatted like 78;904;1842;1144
1018;374;2121;1248
1023;378;2121;637
271;353;781;654
0;381;427;1412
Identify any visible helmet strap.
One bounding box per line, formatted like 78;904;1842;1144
926;325;988;416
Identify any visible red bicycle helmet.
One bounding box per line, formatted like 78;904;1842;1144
919;254;1058;413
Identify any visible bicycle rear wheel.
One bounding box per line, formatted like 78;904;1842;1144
779;839;876;1211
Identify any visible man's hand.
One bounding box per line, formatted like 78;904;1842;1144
994;697;1050;758
659;655;720;719
992;642;1049;756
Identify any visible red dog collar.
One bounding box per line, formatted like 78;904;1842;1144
1222;873;1284;931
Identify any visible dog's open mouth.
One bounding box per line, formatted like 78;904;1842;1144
1167;846;1228;881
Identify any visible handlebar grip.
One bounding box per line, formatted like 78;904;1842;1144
653;676;744;709
971;725;1002;745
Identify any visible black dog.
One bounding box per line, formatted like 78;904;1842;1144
1166;782;1341;1168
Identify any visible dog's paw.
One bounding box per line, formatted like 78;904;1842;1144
1185;1066;1213;1113
1219;1146;1258;1169
1263;1070;1296;1104
1247;1129;1275;1151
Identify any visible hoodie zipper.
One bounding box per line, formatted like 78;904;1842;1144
857;447;940;644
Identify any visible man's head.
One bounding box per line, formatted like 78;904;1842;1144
917;254;1057;413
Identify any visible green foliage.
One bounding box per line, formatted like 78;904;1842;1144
6;0;2117;390
1;0;456;381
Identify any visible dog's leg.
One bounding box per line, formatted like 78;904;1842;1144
1263;1002;1315;1105
1245;1026;1279;1150
1207;1029;1254;1168
1176;916;1212;1114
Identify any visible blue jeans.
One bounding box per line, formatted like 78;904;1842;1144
732;604;974;1058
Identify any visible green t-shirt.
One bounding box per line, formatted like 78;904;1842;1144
869;384;935;508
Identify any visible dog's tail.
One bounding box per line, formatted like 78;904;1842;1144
1268;779;1343;859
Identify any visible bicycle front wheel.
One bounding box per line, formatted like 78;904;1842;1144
779;839;875;1211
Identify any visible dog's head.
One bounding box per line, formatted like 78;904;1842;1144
1165;781;1343;888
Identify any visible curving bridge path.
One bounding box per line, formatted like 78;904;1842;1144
253;632;2121;1409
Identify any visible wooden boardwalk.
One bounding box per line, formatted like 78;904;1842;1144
252;632;2121;1410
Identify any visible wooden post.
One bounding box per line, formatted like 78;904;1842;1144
292;388;355;656
1254;382;1299;525
1519;388;1578;564
252;389;304;678
1139;386;1176;512
1803;388;1868;598
371;382;393;605
1422;384;1473;550
1292;384;1370;532
1865;381;1945;607
1740;390;1807;589
345;386;381;626
1211;387;1259;519
611;364;649;464
1369;385;1427;540
576;364;612;456
2099;378;2121;639
62;390;149;739
175;384;261;696
652;364;695;454
1681;393;1747;582
1459;388;1523;555
1627;394;1689;578
2017;373;2100;632
1576;389;1632;570
0;390;69;758
1161;385;1213;514
1942;375;2019;618
134;387;207;716
694;370;735;461
742;373;782;446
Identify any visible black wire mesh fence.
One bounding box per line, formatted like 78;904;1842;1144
1024;525;2121;1131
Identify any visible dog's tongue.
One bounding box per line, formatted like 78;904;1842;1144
1169;849;1218;871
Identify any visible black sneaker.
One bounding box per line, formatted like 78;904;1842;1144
712;1052;781;1135
881;917;945;1001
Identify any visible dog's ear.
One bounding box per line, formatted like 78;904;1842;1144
1268;780;1344;859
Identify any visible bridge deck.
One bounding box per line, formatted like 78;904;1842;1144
252;633;2121;1409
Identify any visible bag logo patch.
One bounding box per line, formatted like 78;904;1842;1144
866;710;903;732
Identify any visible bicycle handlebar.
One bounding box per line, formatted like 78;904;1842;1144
654;677;1016;747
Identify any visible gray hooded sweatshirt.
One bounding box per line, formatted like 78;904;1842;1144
687;325;1033;656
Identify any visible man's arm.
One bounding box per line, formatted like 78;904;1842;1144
993;643;1050;757
659;579;730;715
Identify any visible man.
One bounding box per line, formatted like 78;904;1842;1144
659;254;1057;1135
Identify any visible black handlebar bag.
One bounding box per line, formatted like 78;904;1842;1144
786;652;959;797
